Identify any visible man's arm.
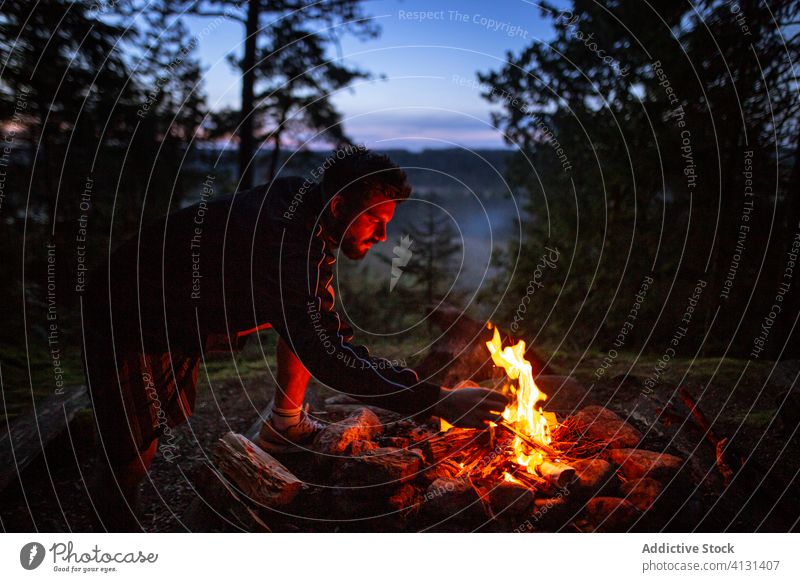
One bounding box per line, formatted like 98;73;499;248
259;225;507;424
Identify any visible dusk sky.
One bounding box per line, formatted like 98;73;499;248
185;0;569;150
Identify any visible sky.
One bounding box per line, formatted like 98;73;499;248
184;0;568;150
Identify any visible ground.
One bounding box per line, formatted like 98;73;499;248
1;341;798;532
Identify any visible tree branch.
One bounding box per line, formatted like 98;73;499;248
191;10;245;23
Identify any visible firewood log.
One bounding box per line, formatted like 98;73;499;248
313;408;382;455
213;432;303;508
536;460;577;488
333;447;425;486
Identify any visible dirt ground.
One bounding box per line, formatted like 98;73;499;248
1;357;798;532
0;373;278;532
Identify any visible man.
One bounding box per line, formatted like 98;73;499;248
83;148;507;531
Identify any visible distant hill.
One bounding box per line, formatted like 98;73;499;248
186;148;515;199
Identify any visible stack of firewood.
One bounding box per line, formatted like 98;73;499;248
188;379;725;532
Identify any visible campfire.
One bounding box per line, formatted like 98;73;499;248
440;324;579;492
194;318;719;533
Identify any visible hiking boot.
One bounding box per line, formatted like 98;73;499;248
254;408;326;453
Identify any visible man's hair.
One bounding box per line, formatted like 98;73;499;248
321;147;411;211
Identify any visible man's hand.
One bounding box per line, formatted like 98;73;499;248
434;386;510;429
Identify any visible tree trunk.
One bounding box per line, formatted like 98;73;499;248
775;131;800;359
238;0;260;190
267;131;282;182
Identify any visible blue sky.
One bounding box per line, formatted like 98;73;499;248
185;0;568;150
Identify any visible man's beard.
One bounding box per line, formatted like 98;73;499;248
340;238;370;260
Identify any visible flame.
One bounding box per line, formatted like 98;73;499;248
486;326;551;474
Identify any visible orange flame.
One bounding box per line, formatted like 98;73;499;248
486;326;551;473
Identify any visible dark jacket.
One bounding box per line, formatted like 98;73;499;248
85;177;441;417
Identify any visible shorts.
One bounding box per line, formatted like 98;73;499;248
84;336;200;465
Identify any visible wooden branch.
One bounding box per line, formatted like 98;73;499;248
536;460;577;489
0;386;90;493
191;9;245;23
677;387;720;446
334;447;424;486
189;463;272;532
213;432;303;508
313;407;382;455
497;420;558;457
413;428;485;463
715;438;736;487
677;386;739;485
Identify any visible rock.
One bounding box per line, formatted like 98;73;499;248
585;497;640;532
406;426;436;445
620;477;663;510
422;477;486;522
380;436;411;448
609;448;683;480
348;440;379;455
325;394;361;405
487;482;535;515
388;483;422;512
414;305;556;388
535;376;592;415
423;458;462;482
523;494;573;531
334;447;424;486
313;408;382;455
571;405;643;448
571;458;615;493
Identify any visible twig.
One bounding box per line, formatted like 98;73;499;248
678;387;738;486
497;421;558;457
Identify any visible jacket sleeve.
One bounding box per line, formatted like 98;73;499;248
267;226;441;418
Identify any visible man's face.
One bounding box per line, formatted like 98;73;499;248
337;194;396;260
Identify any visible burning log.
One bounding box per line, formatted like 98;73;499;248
412;428;486;463
487;482;536;516
313;408;382;455
422;477;489;525
536;460;577;489
496;420;558;457
213;432;303;508
333;447;425;486
424;458;463;482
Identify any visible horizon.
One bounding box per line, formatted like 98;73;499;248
183;0;568;150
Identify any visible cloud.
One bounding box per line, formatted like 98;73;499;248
343;110;511;150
